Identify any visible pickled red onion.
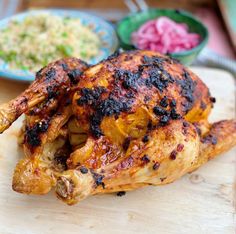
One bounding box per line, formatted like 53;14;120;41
131;16;201;54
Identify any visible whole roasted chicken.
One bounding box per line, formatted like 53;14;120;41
0;50;235;205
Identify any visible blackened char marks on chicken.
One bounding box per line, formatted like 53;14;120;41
46;86;59;99
67;69;83;84
141;154;150;164
77;87;106;106
92;172;105;188
61;59;88;85
61;62;68;71
159;115;170;126
145;70;171;92
90;97;133;138
141;55;174;92
170;108;181;119
153;107;180;126
126;91;135;99
160;96;168;108
79;167;89;174
77;87;107;138
160;177;167;182
25;120;49;148
113;54;175;95
153;106;167;116
77;87;134;138
142;134;149;143
90;114;103;138
35;67;44;79
114;69;141;90
178;69;197;113
35;65;59;89
142;55;164;65
170;99;176;107
96;97;132;117
144;95;151;103
201;134;217;145
36;58;88;88
153;97;181;126
45;68;56;81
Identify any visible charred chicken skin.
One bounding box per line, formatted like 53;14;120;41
0;50;235;205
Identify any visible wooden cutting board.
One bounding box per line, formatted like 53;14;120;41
0;67;235;234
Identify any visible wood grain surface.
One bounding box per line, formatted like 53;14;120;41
0;67;235;234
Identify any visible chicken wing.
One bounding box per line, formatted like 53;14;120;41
0;57;88;133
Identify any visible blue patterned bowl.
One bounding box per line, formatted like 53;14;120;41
0;9;119;82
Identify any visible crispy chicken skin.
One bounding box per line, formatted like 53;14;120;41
0;50;235;205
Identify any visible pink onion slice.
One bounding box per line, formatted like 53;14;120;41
131;16;201;54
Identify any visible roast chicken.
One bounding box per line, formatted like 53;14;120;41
0;50;235;205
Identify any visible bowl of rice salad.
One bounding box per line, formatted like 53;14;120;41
0;9;119;82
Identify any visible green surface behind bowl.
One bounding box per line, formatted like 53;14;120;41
117;9;208;65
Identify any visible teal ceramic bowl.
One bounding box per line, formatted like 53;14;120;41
117;9;209;65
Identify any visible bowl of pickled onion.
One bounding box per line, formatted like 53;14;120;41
117;9;208;65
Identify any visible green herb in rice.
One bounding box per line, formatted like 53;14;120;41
0;13;101;72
